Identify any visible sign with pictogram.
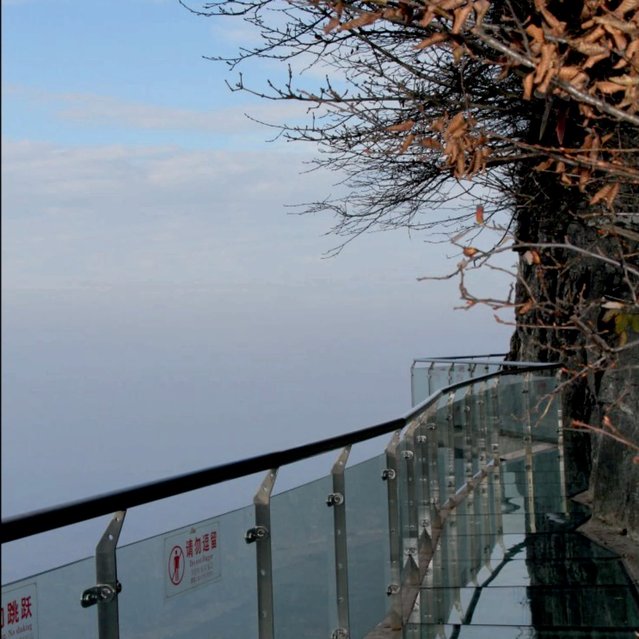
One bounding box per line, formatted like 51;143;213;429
164;519;221;597
1;583;38;639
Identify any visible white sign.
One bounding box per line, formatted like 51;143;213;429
1;583;38;639
164;519;221;597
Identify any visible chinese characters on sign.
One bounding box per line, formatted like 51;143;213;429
164;520;221;597
1;584;37;639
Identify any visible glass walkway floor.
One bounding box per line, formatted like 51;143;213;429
402;449;639;639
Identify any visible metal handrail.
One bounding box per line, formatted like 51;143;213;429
412;353;508;362
1;363;559;544
411;355;553;366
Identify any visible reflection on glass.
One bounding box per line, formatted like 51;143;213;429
414;443;639;638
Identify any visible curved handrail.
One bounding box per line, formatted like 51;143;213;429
1;362;559;543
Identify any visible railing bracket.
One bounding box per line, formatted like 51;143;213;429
326;492;344;507
81;583;122;608
245;526;269;543
381;468;396;481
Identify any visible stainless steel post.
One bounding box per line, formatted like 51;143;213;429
328;446;351;638
383;431;402;630
247;469;278;639
81;511;126;639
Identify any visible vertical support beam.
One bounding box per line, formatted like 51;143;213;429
414;409;437;540
248;468;278;639
523;372;537;533
408;416;434;576
401;423;419;582
444;391;458;503
427;362;435;396
555;378;568;513
328;446;351;638
462;385;476;483
461;385;477;577
81;511;126;639
426;415;441;531
383;431;402;630
490;377;504;539
477;380;492;550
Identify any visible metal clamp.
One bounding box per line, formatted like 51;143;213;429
331;629;349;639
326;492;344;507
381;468;396;481
402;450;414;460
81;583;122;608
245;526;269;543
386;583;399;596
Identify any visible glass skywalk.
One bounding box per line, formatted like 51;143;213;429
2;363;637;639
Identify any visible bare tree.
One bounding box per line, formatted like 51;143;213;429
186;0;639;531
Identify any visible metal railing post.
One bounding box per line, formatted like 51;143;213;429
328;446;351;639
246;469;278;639
523;372;537;533
555;371;568;513
81;510;126;639
401;423;420;586
383;431;402;630
427;361;435;396
488;377;503;538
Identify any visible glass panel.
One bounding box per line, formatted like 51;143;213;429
344;453;390;639
528;375;559;442
1;556;96;639
429;366;451;395
117;504;256;639
270;474;336;639
411;366;430;407
449;363;469;386
496;375;527;444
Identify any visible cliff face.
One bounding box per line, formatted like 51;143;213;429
589;347;639;538
505;93;639;535
509;186;639;538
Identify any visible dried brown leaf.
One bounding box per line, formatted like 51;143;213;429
398;133;415;154
523;71;535;100
414;32;448;50
387;119;415;133
339;11;381;30
451;4;473;34
518;299;535;315
323;15;341;33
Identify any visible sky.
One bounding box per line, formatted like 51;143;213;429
1;0;512;582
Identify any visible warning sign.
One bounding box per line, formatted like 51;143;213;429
1;583;38;639
164;519;221;597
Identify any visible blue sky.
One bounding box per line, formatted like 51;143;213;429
2;0;512;581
